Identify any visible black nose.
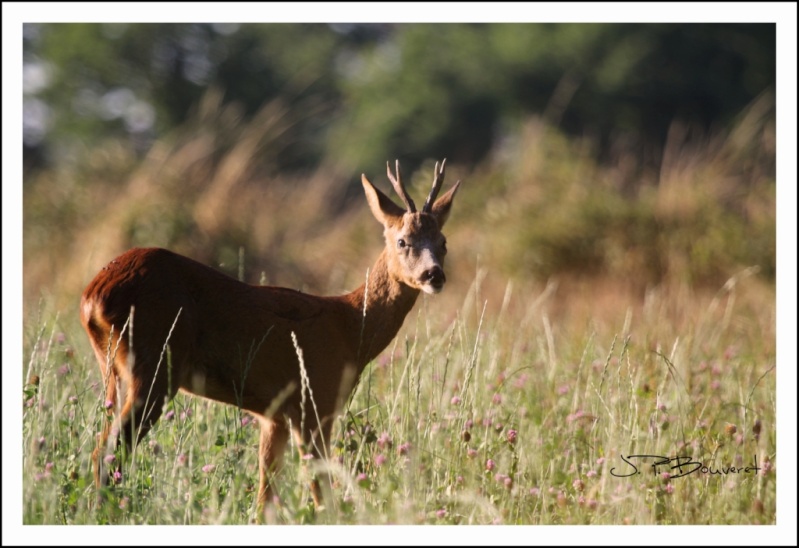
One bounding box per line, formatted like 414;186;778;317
422;266;446;286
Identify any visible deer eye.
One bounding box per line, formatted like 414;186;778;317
397;238;407;249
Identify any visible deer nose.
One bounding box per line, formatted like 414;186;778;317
422;266;446;287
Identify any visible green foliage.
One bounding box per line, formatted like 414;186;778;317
24;23;774;175
19;22;778;532
21;269;776;526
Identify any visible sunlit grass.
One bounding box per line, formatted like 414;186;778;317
22;269;776;525
20;93;777;528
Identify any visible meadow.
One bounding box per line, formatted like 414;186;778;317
19;94;778;532
23;268;776;528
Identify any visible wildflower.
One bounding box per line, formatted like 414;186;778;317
467;448;478;459
377;432;392;449
374;454;386;467
356;472;369;486
566;410;584;423
587;499;598;510
710;380;721;391
45;462;54;472
149;440;161;455
556;490;567;508
557;384;570;396
176;454;188;466
436;508;447;519
104;454;116;464
492;393;502;405
464;419;474;429
596;457;605;466
68;396;78;404
201;464;216;474
164;410;175;420
397;442;411;456
493;422;503;433
513;373;529;389
104;400;114;410
485;459;495;472
529;487;540;497
119;496;130;509
503;476;513;489
113;471;122;484
57;364;70;376
573;479;584;492
664;483;675;494
450;395;461;405
724;423;738;437
456;475;464;485
586;470;597;478
761;457;773;476
301;453;314;461
506;429;517;445
241;415;252;427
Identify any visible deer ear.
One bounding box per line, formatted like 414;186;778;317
362;174;405;227
431;180;461;228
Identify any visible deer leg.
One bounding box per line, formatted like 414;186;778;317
93;369;120;492
257;417;290;508
297;419;335;508
95;359;173;495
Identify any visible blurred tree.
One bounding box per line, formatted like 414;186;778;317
23;23;774;178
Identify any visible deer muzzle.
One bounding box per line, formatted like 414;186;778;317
421;266;446;294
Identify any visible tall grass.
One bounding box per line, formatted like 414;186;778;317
19;92;778;536
22;265;775;527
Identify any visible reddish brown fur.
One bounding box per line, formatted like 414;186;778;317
80;160;460;510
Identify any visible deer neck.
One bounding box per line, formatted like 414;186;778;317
346;249;420;367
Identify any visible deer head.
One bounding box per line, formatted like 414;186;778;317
361;159;461;295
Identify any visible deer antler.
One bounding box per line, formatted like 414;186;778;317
387;160;416;212
422;158;447;213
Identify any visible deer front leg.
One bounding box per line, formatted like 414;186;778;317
257;416;290;509
296;419;335;508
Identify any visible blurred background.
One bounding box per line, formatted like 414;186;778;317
22;23;776;320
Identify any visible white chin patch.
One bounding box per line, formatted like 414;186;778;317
422;283;443;295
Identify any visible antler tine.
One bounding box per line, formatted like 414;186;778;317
422;158;447;213
386;160;416;212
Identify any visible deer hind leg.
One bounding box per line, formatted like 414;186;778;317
94;360;175;490
93;331;181;493
93;366;120;492
257;416;290;508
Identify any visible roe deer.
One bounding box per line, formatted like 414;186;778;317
80;159;460;509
